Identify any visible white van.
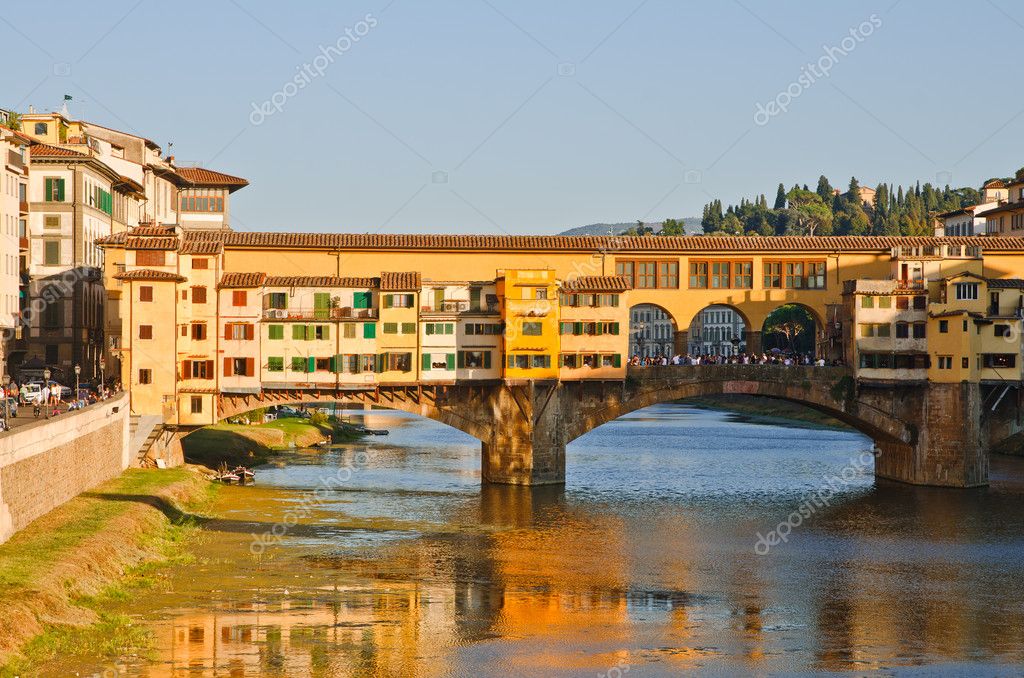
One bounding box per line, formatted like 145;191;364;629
20;383;43;404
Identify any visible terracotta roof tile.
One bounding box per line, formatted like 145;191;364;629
561;275;632;292
125;236;178;250
29;143;89;158
264;276;379;288
219;272;267;288
212;232;1024;252
380;271;422;291
986;278;1024;289
180;239;223;255
130;225;177;236
177;166;249;189
114;269;185;282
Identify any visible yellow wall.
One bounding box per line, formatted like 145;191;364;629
499;270;559;380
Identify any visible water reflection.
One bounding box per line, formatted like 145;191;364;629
57;405;1024;676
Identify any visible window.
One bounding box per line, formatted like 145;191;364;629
532;355;551;369
689;261;708;288
192;258;209;269
459;350;491;369
191;286;207;304
939;320;949;333
138;369;152;385
425;322;454;335
912;323;926;339
353;291;372;309
266;292;287;310
43;177;65;201
733;261;753;288
995;324;1011;337
45;345;58;364
135;250;165;267
267;357;284;372
225;323;253;340
139;286;153;302
291;356;312;373
859;323;891;337
43;214;60;229
896;296;909;310
533;287;548;300
191;323;206;340
139;325;153;340
784;262;804;289
895;322;909;339
343;323;356;338
522;322;543;336
232;291;247;306
954;283;979;300
268;324;284;340
878;296;892;309
963;357;969;369
984;354;1017;368
363;323;376;339
763;262;782;289
861;296;874;309
913;296;927;310
184;360;214;379
191;396;203;414
400;322;416;334
422;353;456;371
618;259;678;289
937;356;953;370
44;240;60;265
34;122;47;135
384;294;414;308
806;261;826;289
385;352;412;372
383;323;397;334
466;323;503;335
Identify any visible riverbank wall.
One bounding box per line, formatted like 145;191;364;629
0;393;130;544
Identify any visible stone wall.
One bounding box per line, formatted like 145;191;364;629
0;393;130;544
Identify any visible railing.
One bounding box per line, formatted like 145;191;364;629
262;307;378;321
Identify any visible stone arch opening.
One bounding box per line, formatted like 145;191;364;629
760;303;823;357
685;304;751;357
628;303;678;358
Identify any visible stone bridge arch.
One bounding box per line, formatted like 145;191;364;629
560;365;913;447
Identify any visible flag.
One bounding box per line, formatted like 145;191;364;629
64;94;72;101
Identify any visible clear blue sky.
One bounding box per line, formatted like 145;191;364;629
3;0;1021;234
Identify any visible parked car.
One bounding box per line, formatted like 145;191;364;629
20;383;43;404
0;398;17;417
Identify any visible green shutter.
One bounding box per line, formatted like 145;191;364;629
402;322;416;334
457;351;465;368
483;351;492;369
507;356;515;369
354;291;370;309
383;294;393;308
470;288;481;310
291;356;304;372
322;325;330;340
268;324;283;340
292;325;304;340
363;322;376;339
56;179;65;201
44;178;53;201
446;353;455;370
422;353;431;371
574;322;583;335
376;354;385;372
426;323;434;335
329;355;337;372
613;354;621;368
610;322;619;335
445;323;453;335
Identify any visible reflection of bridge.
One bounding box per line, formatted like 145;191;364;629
211;365;999;488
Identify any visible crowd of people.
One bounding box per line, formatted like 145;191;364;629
0;380;120;423
629;352;845;367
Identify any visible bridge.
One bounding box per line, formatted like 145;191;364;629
211;365;996;488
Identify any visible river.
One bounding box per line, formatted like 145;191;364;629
60;404;1024;677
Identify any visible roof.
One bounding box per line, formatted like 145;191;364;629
176;166;249;191
125;236;178;250
30;143;89;158
930;309;983;319
0;124;33;145
264;276;380;288
218;272;267;288
380;271;422;291
114;269;185;282
561;275;632;292
204;232;1024;253
179;239;223;255
986;278;1024;289
976;201;1024;217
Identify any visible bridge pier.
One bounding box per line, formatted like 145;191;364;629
480;382;566;485
873;381;987;487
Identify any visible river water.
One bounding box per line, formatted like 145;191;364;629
62;404;1024;677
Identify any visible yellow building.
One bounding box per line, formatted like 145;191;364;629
377;272;421;383
558;275;630;380
497;269;559;380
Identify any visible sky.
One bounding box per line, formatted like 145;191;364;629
2;0;1021;235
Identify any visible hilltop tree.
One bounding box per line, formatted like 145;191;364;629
774;183;787;209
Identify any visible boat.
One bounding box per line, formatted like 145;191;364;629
365;428;389;436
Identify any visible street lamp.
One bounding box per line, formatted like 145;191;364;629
43;368;50;419
75;364;81;407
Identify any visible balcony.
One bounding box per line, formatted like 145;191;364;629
262;307;378;321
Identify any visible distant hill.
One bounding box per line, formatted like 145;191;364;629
558;218;701;236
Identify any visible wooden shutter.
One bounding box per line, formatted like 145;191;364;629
613;354;622;368
446;354;455;370
245;358;255;376
56;179;65;200
224;357;233;376
307;356;315;373
205;360;214;379
245;324;255;340
181;360;191;379
383;294;393;309
422;353;431;371
483;351;492;369
364;323;376;339
224;324;233;340
44;178;53;201
457;351;465;368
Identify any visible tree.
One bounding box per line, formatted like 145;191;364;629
721;213;743;235
763;304;816;354
816;175;834;203
4;112;21;131
774;183;787;209
660;218;684;236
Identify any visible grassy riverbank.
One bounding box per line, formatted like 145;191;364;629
0;466;215;676
684;394;854;431
181;416;364;468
